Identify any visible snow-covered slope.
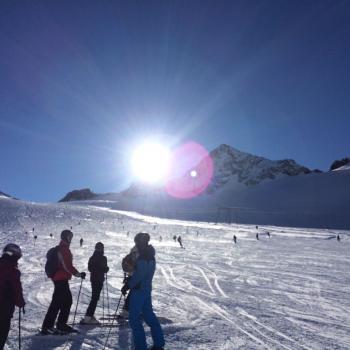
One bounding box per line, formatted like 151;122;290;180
0;196;349;349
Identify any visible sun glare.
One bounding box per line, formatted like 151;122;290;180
131;143;171;184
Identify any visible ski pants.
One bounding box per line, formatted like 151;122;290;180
42;280;72;329
0;317;11;350
86;280;103;317
128;290;165;350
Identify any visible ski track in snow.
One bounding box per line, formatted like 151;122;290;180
0;198;350;349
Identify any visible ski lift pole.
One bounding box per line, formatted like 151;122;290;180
103;293;123;350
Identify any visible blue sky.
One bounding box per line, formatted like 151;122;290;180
0;0;349;202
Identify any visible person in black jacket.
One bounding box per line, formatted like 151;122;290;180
81;242;109;324
0;244;25;350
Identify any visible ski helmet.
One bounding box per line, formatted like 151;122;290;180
134;232;150;247
3;243;22;259
95;242;104;252
61;229;73;243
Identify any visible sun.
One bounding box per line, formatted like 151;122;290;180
131;142;171;184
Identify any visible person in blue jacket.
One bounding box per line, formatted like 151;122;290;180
121;232;165;350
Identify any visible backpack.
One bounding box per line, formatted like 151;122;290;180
122;252;137;274
45;246;60;278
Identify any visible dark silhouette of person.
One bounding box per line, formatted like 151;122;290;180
177;236;184;248
0;244;25;349
266;232;270;238
337;234;340;241
256;233;259;240
173;235;177;242
80;238;83;247
82;242;109;324
233;235;237;244
50;233;53;238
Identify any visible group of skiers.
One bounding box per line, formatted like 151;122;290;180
0;229;165;350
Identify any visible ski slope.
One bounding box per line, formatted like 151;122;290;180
0;197;349;349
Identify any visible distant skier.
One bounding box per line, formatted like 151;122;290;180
173;235;177;242
196;230;199;237
32;227;35;233
50;233;53;238
34;235;38;246
337;234;340;241
177;235;184;248
41;230;86;334
266;232;270;238
121;233;165;350
233;235;237;244
0;244;25;349
255;225;258;230
81;242;109;325
256;233;259;240
80;238;83;247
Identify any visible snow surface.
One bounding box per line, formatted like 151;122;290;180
1;196;350;349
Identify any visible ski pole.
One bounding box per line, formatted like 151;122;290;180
103;293;123;350
72;278;83;327
106;273;110;316
19;308;21;350
102;281;105;325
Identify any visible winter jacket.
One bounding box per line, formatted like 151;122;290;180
52;240;78;281
127;245;156;294
0;255;25;319
88;251;109;282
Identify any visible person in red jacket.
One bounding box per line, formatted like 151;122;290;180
41;230;85;334
0;243;25;350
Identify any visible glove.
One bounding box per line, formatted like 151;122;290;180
121;283;130;296
80;272;86;279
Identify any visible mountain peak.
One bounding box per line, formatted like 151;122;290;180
58;188;98;202
207;144;311;192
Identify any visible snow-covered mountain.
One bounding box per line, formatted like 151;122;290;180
59;188;98;202
206;144;312;193
57;145;350;229
0;190;13;199
330;157;350;171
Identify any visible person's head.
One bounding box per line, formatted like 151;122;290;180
134;232;150;249
95;242;104;253
3;243;22;262
61;229;73;244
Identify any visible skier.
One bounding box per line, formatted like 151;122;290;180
256;233;259;240
173;235;177;242
177;235;184;248
80;238;83;247
0;244;25;350
233;235;237;244
337;234;340;241
41;230;86;334
266;231;270;238
81;242;109;324
121;233;165;350
34;235;38;246
50;233;53;238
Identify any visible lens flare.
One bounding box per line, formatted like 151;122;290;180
165;142;213;199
